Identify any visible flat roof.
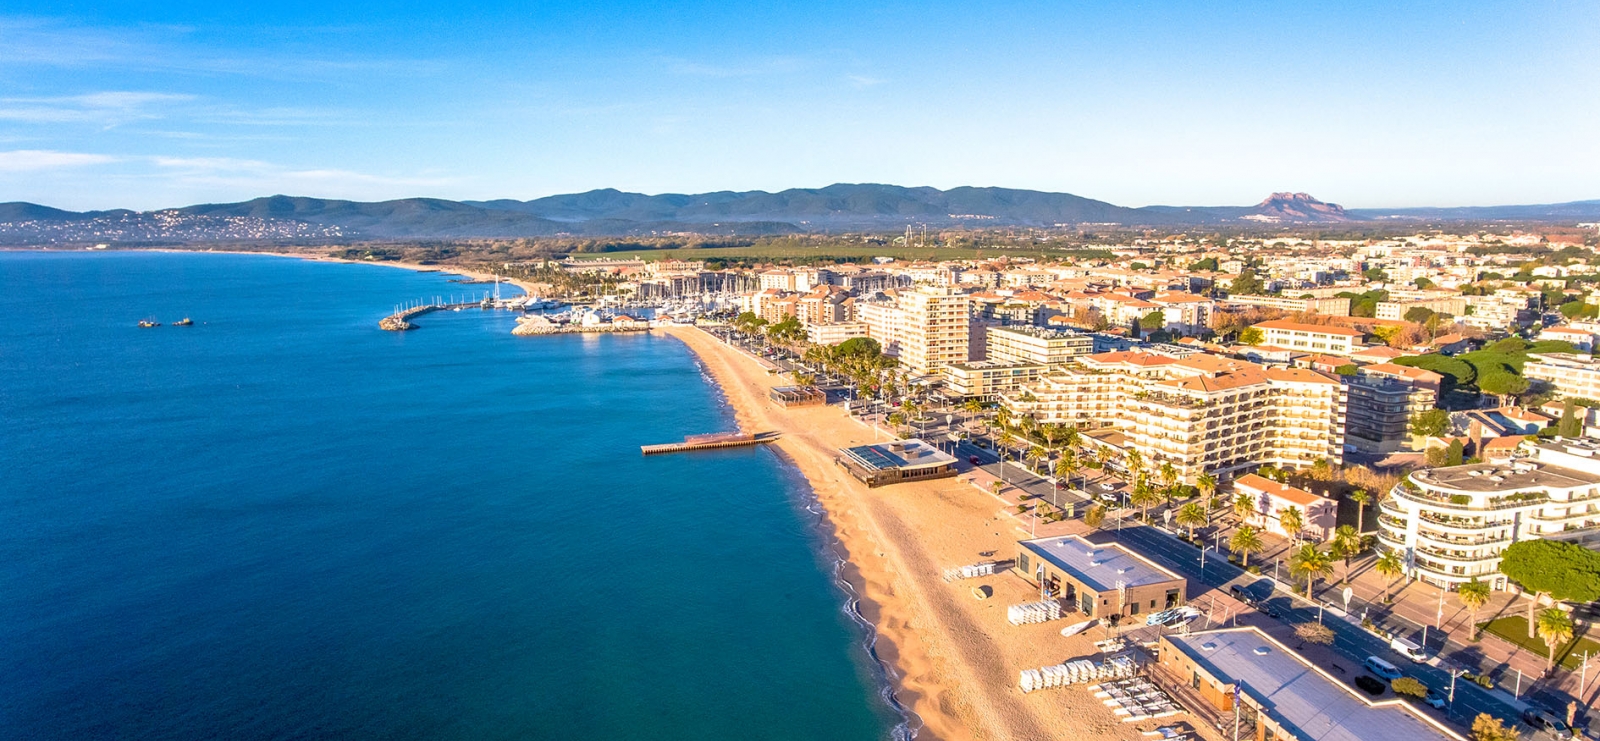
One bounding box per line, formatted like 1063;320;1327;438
1166;629;1463;741
1020;535;1183;593
1411;461;1600;492
841;439;957;472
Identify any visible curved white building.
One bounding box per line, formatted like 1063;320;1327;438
1378;438;1600;590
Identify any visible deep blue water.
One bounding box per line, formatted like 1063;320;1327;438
0;251;897;740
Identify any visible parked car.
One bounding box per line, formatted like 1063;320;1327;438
1354;676;1386;696
969;455;981;465
1521;708;1574;738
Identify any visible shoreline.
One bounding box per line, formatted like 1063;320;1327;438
6;246;544;296
657;325;1157;741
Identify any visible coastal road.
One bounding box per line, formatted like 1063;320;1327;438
1092;523;1528;730
955;441;1092;512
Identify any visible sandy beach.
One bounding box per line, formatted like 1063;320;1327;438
658;325;1197;741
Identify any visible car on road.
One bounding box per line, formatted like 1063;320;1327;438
1363;656;1403;680
1257;603;1284;620
1423;690;1446;710
1521;708;1574;738
1390;635;1429;663
1098;491;1120;503
1353;675;1386;696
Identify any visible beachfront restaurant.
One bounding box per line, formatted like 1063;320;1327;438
1154;627;1466;741
835;439;958;488
1016;535;1186;619
769;385;826;408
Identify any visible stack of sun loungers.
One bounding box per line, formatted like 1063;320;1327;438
1017;655;1138;693
1088;676;1183;722
942;561;1000;582
1006;599;1064;625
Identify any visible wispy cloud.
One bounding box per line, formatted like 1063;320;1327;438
0;149;119;171
147;155;458;192
847;74;887;88
0;91;195;125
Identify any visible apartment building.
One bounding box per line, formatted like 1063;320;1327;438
1462;291;1536;330
1378;437;1600;590
1220;294;1351;316
1252;320;1363;356
985;326;1094;366
857;286;970;375
1342;365;1441;453
942;361;1046;399
1000;351;1346;483
806;322;869;346
1526;352;1600;402
1375;297;1469;321
1148;292;1215;334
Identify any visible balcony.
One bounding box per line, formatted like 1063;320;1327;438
1377;531;1407;550
1414;529;1509;549
1416;511;1506;532
1416;545;1501;564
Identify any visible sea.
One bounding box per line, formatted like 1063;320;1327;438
0;251;903;740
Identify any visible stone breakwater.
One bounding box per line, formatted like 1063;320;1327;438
511;316;653;336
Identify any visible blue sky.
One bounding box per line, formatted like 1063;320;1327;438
1;1;1596;211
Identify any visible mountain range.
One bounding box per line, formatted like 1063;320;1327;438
2;185;1597;244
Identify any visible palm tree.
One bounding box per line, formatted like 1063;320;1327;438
1233;491;1257;526
1055;450;1080;490
1130;480;1163;522
1175;502;1207;539
1280;506;1305;544
1025;446;1048;475
1349;489;1371;533
1231;525;1264;568
961;399;985;432
1197;472;1218;513
1459;578;1492;638
1536;607;1574;671
1288;543;1334;599
1084;504;1106;531
1375;550;1405;603
1159;460;1178;491
1061;425;1081;454
1125;448;1145;480
1330;525;1363;584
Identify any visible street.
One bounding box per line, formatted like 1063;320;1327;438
1094;523;1531;730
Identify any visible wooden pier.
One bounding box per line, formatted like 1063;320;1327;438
641;431;780;455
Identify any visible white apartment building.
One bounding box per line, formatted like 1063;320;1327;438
942;361;1046;399
1221;295;1351;316
858;286;971;375
1525;352;1600;402
986;326;1094;366
1378;438;1600;590
1000;351;1346;483
1252;320;1362;356
1375;297;1468;321
1148;292;1215;334
806;322;869;346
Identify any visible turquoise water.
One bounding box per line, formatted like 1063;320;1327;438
0;252;899;740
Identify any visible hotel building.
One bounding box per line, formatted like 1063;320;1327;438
1377;438;1600;590
1000;351;1345;483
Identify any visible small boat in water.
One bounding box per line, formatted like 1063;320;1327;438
173;318;194;326
1060;619;1096;637
138;319;160;328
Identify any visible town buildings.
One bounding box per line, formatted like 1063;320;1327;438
1156;628;1465;741
1377;438;1600;590
857;286;971;375
1000;351;1346;483
1525;352;1600;402
1251;320;1363;356
1234;473;1339;542
942;361;1046;400
1341;364;1441;453
985;325;1094;365
1016;535;1186;618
